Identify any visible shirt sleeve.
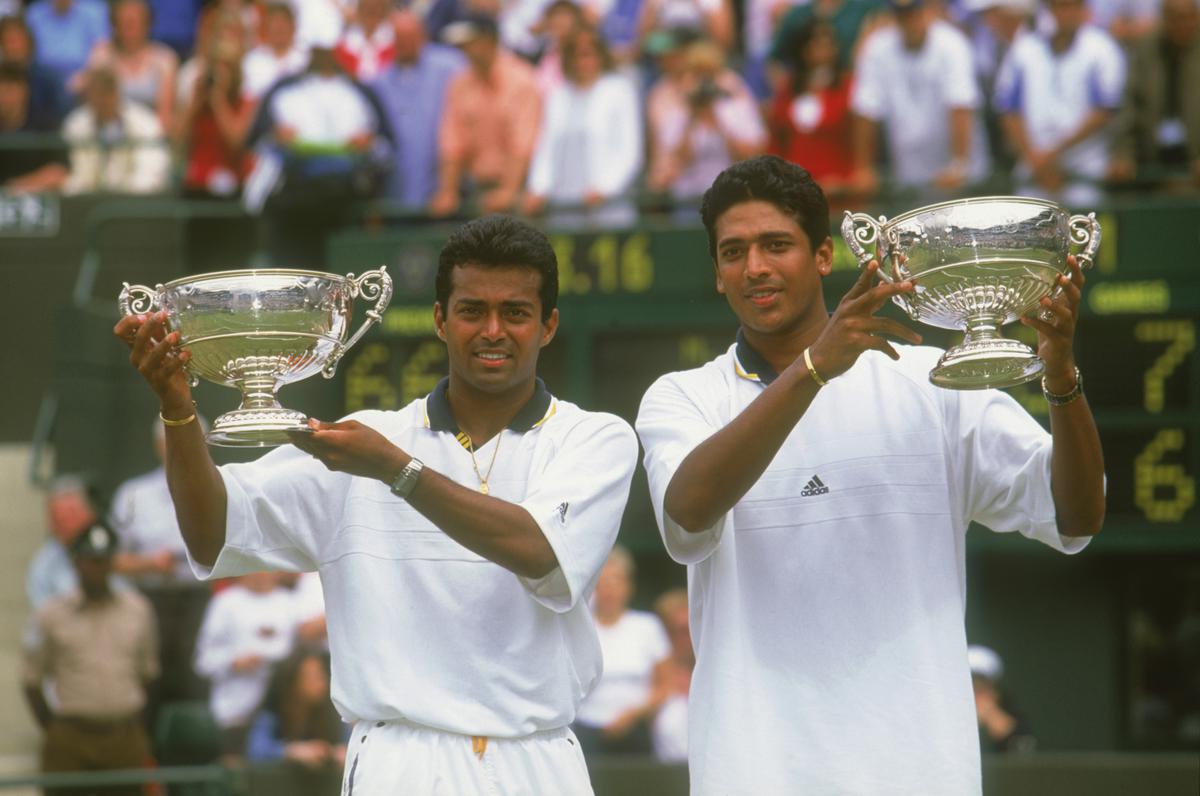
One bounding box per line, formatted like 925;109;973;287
188;443;351;581
944;388;1096;554
516;412;639;613
636;373;727;565
1088;33;1127;111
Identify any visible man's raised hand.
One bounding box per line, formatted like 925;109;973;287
807;260;922;381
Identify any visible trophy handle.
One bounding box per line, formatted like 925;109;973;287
322;266;394;379
1068;212;1101;270
841;211;892;279
118;282;161;316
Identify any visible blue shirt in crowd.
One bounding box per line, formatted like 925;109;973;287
369;44;465;211
26;0;110;87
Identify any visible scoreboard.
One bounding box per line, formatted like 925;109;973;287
328;202;1200;550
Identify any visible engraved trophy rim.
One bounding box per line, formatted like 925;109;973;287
884;195;1065;227
159;267;354;291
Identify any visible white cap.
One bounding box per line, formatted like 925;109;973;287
961;0;1033;14
968;645;1004;681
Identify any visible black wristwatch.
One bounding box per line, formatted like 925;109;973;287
389;458;424;499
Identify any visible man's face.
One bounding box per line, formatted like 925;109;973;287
593;559;632;616
459;36;496;72
73;555;112;596
392;11;424;64
434;264;558;396
48;492;96;546
1046;0;1087;35
0;25;32;63
714;200;832;338
264;9;296;50
896;4;932;48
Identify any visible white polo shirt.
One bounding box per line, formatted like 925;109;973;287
993;25;1126;180
637;335;1090;795
851;19;989;186
574;609;670;728
110;467;192;580
189;379;638;737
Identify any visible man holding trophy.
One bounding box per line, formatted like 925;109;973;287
637;155;1105;794
114;215;638;794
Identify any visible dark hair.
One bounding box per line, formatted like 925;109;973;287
699;155;830;259
0;59;27;84
264;650;342;744
436;215;559;322
561;25;613;83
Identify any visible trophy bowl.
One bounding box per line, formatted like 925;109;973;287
841;197;1100;390
119;267;392;447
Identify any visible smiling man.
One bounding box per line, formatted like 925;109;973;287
113;215;637;794
636;155;1106;794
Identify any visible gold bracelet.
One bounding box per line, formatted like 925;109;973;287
160;407;197;427
803;347;827;387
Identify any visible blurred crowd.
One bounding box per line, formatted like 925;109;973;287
1;0;1198;258
20;423;699;779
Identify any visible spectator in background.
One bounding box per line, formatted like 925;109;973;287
27;477;129;610
636;0;735;51
292;0;349;53
961;0;1034;175
370;8;464;212
61;65;171;194
523;25;642;228
994;0;1125;206
85;0;178;131
767;0;879;95
246;650;347;768
767;19;854;193
1109;0;1200;191
194;571;298;759
430;13;540;217
532;0;585;94
110;421;214;704
242;1;306;101
22;524;159;796
650;588;692;764
573;546;670;756
849;0;989;198
334;0;394;80
245;32;392;268
177;6;246;111
646;38;765;210
24;0;109;91
177;38;255;198
968;645;1037;753
0;61;68;193
0;15;69;127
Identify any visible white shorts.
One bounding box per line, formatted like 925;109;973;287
341;719;594;796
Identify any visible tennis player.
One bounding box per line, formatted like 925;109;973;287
636;156;1105;794
115;215;638;794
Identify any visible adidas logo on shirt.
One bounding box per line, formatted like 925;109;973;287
800;475;830;497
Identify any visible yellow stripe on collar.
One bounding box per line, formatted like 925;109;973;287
531;400;557;428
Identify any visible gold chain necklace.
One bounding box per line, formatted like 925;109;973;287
469;433;502;495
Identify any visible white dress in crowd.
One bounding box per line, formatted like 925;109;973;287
193;583;298;729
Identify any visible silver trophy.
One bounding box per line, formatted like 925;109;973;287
119;267;393;446
841;197;1101;390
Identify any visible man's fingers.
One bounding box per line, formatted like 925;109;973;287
113;315;142;348
863;334;901;361
844;260;881;300
865;317;924;345
854;277;915;313
140;330;180;375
